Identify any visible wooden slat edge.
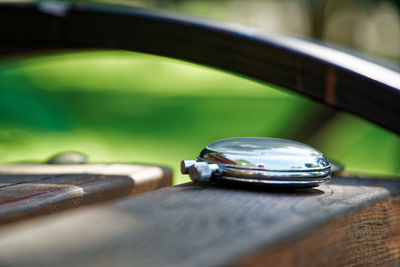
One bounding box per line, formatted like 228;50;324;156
236;194;400;266
0;164;172;225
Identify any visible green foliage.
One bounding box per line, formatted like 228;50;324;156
0;50;399;183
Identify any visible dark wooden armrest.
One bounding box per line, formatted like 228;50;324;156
0;164;172;225
0;175;399;266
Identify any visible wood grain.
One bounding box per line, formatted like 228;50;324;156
237;194;400;266
0;176;398;266
0;164;172;225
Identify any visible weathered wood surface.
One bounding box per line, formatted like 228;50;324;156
0;176;399;266
0;164;172;225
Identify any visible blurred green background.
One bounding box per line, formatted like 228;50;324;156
0;0;399;184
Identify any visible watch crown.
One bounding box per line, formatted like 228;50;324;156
187;162;219;182
188;162;212;182
181;160;197;174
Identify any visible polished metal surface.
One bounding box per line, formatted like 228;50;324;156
181;137;331;188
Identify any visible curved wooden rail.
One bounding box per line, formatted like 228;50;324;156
0;2;399;133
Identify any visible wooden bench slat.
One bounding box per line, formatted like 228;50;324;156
0;176;399;266
0;164;172;225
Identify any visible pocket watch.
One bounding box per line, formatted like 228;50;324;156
181;137;331;188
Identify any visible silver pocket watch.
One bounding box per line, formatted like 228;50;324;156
181;137;331;188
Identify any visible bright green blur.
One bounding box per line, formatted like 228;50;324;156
0;50;399;184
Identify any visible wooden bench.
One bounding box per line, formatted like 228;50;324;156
0;164;172;225
1;3;399;266
0;175;399;266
